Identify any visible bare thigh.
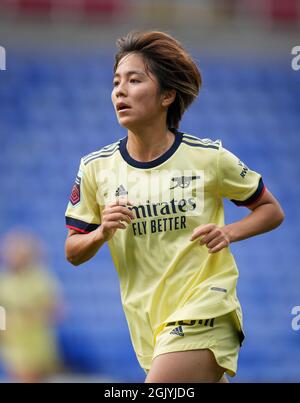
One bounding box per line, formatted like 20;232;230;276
145;349;226;383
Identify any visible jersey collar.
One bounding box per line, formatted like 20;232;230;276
119;128;183;169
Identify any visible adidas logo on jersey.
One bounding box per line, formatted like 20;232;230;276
170;326;184;337
115;185;128;197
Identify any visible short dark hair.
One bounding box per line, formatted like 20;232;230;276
114;31;202;129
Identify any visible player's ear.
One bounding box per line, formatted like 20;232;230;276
161;89;176;108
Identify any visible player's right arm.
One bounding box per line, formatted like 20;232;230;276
65;200;134;266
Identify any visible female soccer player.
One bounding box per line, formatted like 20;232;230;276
65;31;284;383
0;230;62;383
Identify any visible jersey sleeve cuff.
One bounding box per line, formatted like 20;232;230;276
231;177;266;207
66;217;100;233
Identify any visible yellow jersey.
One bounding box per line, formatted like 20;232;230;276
0;266;60;373
65;129;265;368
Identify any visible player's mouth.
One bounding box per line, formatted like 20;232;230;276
117;102;131;113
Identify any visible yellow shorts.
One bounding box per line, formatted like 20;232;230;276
145;312;243;377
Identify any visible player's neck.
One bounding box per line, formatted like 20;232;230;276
126;125;175;163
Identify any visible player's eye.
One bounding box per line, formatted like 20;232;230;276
113;81;119;87
130;79;140;84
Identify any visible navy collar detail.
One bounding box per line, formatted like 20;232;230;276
119;128;183;169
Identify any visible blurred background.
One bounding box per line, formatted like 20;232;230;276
0;0;299;383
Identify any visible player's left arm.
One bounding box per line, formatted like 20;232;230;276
190;189;284;254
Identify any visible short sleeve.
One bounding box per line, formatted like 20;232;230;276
65;159;101;233
218;146;266;206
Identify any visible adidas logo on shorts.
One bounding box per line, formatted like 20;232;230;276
170;325;184;337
